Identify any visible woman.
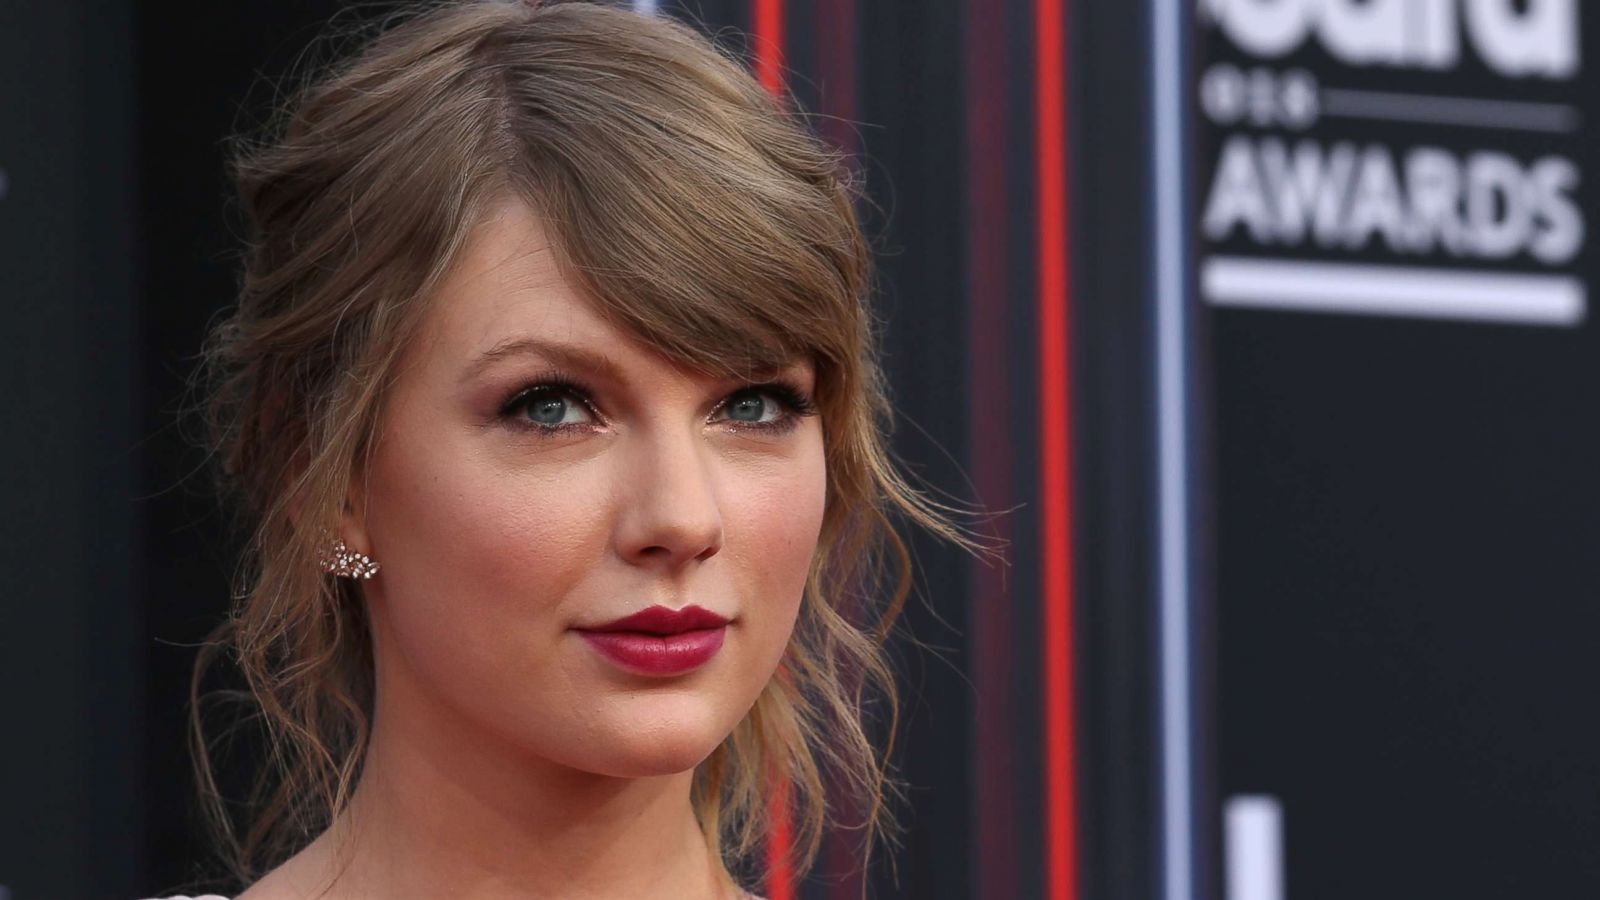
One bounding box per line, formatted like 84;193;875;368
150;2;965;897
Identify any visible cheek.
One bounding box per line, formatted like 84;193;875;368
361;432;612;736
369;439;605;625
720;446;828;667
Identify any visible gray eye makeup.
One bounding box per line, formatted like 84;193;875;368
495;372;817;438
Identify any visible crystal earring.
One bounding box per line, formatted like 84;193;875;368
320;538;381;580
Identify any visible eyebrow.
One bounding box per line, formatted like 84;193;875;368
462;335;815;389
461;336;627;384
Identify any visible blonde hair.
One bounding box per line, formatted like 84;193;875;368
193;0;967;890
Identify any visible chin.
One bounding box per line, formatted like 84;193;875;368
576;700;737;777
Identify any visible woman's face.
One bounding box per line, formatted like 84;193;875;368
350;197;825;777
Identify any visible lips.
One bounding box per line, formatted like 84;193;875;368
576;605;730;676
583;604;730;635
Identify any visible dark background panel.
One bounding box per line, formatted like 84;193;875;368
851;1;974;897
136;4;366;893
1203;4;1600;898
1069;0;1165;895
1;0;140;897
1213;311;1600;898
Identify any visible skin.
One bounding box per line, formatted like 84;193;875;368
241;197;825;900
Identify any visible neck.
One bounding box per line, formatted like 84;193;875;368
283;670;736;899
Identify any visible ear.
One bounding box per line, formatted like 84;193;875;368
339;467;376;558
282;459;374;559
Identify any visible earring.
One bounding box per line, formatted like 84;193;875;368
320;538;381;580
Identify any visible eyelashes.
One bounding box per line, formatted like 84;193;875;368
716;381;818;425
496;375;599;434
495;371;818;438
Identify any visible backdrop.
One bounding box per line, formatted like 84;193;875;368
2;1;1596;899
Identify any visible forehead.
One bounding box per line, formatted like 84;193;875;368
410;196;813;385
423;198;613;359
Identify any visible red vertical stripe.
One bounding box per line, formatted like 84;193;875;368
1035;0;1077;898
752;5;792;899
753;0;784;97
766;774;795;900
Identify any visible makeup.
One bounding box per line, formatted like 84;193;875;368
575;605;730;677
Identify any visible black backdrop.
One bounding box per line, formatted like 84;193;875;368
1199;3;1600;898
8;1;1600;899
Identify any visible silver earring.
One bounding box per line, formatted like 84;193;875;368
320;538;381;580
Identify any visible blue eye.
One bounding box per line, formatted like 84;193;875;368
712;383;817;432
525;393;571;425
503;383;596;431
498;377;815;437
724;390;776;423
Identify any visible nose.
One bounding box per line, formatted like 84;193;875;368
612;427;724;569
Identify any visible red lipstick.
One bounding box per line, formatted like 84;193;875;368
576;605;729;676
